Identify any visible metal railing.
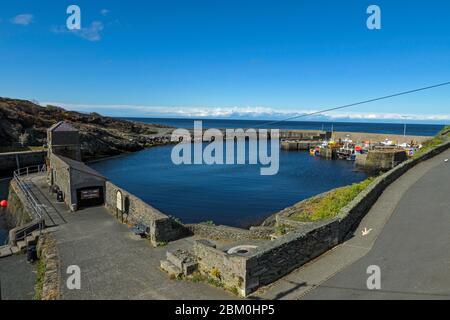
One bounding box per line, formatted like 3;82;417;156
13;164;47;221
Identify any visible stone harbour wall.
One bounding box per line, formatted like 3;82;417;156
104;181;187;246
5;179;34;229
244;220;339;295
356;149;408;171
193;240;247;295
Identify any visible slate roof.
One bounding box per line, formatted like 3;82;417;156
55;154;106;180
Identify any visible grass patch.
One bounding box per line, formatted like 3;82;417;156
207;277;224;288
275;224;288;236
157;241;169;247
184;271;242;296
33;258;45;300
413;125;450;159
290;177;375;222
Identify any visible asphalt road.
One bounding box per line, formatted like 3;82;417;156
302;150;450;299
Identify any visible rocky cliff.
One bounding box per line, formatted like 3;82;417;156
0;97;174;160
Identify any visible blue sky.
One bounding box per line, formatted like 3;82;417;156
1;0;449;123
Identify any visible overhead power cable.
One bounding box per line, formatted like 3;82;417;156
252;81;450;128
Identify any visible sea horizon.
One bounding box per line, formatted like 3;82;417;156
122;117;446;136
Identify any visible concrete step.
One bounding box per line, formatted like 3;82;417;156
0;245;13;258
160;260;182;278
16;240;27;251
0;245;20;258
166;249;198;276
10;246;20;254
166;251;184;270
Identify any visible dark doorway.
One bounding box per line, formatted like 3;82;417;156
77;187;104;209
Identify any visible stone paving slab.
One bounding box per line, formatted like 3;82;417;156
0;254;36;300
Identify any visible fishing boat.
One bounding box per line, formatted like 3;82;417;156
337;139;355;160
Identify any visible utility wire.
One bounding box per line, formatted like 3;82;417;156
252;81;450;128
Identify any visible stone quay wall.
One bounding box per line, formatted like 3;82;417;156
195;140;450;297
355;149;408;171
193;240;247;295
104;181;187;246
5;179;34;229
0;151;46;177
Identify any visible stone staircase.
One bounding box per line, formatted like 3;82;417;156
160;249;198;278
0;230;41;258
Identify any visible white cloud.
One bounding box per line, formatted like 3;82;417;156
11;14;33;26
51;21;104;42
78;21;104;41
100;9;110;16
40;102;450;123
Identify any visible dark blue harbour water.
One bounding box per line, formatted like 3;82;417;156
125;118;445;136
92;142;368;228
93;120;445;227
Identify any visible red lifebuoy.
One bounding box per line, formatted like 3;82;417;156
0;200;8;208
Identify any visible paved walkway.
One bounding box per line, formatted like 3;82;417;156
26;178;67;227
0;254;36;300
28;175;234;300
250;148;450;300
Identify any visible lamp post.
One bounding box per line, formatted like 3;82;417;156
402;116;407;138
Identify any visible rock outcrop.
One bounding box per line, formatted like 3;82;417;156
0;97;174;160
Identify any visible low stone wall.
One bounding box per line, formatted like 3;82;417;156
0;151;46;177
187;224;273;241
196;140;450;296
193;240;247;295
104;181;187;246
244;220;339;295
37;233;60;300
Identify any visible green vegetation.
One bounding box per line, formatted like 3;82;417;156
33;258;45;300
275;224;288;236
201;220;215;226
183;271;242;296
190;272;204;283
210;267;221;279
229;286;240;296
207;277;224;288
158;241;169;247
413;125;450;159
291;177;376;222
